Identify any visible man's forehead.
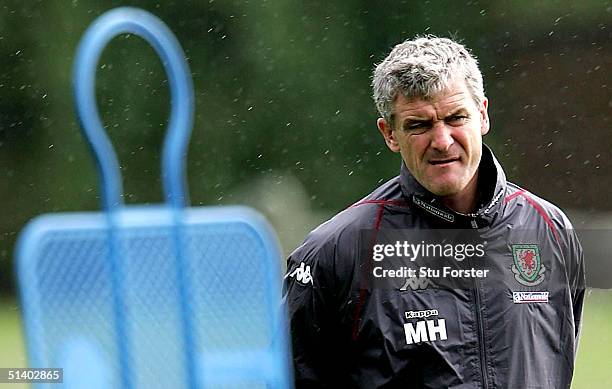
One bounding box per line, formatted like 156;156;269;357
395;92;470;117
394;80;475;117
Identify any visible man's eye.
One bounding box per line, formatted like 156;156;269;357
406;122;429;131
447;115;467;125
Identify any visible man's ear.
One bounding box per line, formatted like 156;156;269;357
480;98;490;136
377;118;401;152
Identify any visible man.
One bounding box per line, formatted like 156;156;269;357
283;36;585;388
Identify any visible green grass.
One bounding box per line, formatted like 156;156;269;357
573;289;612;388
0;299;27;389
0;291;610;388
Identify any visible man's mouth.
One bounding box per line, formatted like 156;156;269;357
429;157;460;166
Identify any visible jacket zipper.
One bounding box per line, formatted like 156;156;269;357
469;217;489;388
472;278;489;389
471;217;489;389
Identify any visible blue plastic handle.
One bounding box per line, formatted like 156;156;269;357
73;7;194;211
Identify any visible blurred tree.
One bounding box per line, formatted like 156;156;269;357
0;0;609;295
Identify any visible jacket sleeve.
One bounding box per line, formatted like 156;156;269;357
281;236;353;388
567;228;586;351
555;209;586;355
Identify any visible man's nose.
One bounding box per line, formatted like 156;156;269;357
429;121;454;152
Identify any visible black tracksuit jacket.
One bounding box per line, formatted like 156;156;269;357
283;145;585;388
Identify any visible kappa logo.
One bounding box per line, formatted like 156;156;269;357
287;262;313;285
511;244;546;286
399;277;433;291
405;309;439;319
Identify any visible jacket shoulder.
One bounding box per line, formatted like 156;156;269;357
504;182;575;231
287;176;405;274
291;200;383;262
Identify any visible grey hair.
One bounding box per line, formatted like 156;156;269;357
372;35;485;125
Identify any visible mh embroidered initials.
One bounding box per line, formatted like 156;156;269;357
404;319;448;344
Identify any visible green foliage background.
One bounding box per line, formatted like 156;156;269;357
0;0;610;387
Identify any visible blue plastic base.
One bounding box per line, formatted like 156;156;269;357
17;206;292;388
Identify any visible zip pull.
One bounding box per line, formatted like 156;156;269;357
471;218;478;229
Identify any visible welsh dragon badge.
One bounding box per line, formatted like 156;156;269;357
511;244;546;286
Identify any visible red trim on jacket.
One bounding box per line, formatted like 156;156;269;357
351;199;409;208
505;190;560;242
351;203;386;341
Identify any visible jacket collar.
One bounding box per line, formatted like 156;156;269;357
399;144;507;228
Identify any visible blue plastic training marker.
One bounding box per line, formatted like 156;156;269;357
16;7;292;389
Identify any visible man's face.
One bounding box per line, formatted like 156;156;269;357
377;79;489;197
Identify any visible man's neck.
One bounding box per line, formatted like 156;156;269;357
441;171;480;214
